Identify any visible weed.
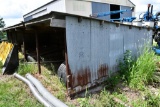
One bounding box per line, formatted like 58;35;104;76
152;72;160;83
78;89;91;107
105;73;121;90
92;89;119;107
145;92;160;106
112;92;128;103
129;46;157;90
132;91;160;107
118;50;135;82
119;46;157;90
78;98;91;107
17;63;37;75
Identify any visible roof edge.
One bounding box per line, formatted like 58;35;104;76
129;0;136;6
23;0;57;17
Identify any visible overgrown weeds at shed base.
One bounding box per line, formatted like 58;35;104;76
119;46;157;90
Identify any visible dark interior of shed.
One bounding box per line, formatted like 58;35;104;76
110;4;120;21
11;27;66;72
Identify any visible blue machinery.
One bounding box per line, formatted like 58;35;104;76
91;9;136;22
141;4;160;22
140;4;160;54
91;4;160;54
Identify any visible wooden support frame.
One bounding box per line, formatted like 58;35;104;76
22;31;27;61
22;21;27;62
35;30;41;74
64;30;70;96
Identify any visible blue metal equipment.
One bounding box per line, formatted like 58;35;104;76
91;9;136;22
122;17;136;22
91;10;128;18
141;4;160;22
110;17;136;22
141;4;160;53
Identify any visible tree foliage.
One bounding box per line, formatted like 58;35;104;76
0;17;5;28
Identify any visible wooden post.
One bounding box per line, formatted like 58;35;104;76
15;29;17;45
23;31;27;61
22;22;27;61
35;30;41;74
64;29;70;96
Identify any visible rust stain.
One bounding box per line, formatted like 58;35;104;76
98;64;108;79
68;64;108;89
72;67;91;87
68;65;73;89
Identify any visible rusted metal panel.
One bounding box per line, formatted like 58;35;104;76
90;20;109;80
66;16;91;89
66;16;152;93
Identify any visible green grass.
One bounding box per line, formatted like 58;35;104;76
0;62;67;106
16;63;67;102
40;66;67;102
17;63;38;76
131;91;160;107
129;47;157;90
77;90;117;107
119;46;157;90
0;76;43;107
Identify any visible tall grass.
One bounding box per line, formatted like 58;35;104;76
119;46;157;90
129;46;157;90
17;63;37;76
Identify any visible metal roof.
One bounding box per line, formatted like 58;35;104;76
23;0;57;17
4;11;150;32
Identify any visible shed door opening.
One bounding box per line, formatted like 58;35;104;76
110;4;120;20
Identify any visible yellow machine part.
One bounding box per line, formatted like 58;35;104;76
0;42;13;64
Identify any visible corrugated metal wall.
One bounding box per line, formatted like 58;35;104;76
66;16;152;90
120;6;132;18
92;2;110;21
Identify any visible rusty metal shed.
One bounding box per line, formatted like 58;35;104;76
4;11;152;95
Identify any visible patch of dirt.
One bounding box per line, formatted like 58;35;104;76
0;75;13;82
148;85;159;96
115;83;141;104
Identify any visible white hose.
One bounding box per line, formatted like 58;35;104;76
26;73;68;107
13;73;53;107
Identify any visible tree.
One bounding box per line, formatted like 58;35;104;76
0;17;5;28
0;17;5;41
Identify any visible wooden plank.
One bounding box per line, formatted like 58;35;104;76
50;19;66;28
35;31;41;74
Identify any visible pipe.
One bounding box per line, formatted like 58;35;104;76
25;73;68;107
27;55;36;62
147;4;151;21
151;5;153;15
13;73;53;107
156;11;160;18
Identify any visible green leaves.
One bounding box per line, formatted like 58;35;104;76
0;18;5;28
119;46;157;90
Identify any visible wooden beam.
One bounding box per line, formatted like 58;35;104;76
22;31;27;61
50;19;66;28
35;30;41;74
